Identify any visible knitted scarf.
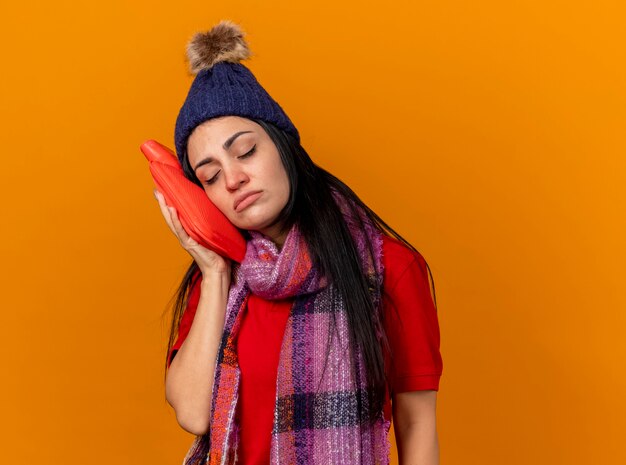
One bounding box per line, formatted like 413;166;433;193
182;191;390;465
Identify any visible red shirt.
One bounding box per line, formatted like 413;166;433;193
168;234;443;464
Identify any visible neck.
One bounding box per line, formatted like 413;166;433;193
255;224;288;251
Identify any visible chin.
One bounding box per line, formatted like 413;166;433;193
232;208;280;231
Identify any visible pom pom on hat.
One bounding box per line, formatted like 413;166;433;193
186;20;252;75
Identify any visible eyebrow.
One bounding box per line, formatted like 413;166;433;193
193;130;254;172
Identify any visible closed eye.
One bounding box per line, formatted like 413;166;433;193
204;145;256;185
238;144;256;160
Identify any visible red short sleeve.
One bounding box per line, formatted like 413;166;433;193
382;236;443;394
167;273;203;369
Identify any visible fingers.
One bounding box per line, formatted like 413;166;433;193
168;203;198;246
154;190;177;234
153;190;197;247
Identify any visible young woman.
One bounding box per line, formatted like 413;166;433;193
155;20;443;465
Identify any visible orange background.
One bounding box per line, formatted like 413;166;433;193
1;1;624;463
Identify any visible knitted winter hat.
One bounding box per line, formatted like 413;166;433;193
174;20;300;164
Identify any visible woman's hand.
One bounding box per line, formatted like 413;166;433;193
153;189;231;276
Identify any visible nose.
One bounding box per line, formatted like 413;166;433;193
223;165;249;191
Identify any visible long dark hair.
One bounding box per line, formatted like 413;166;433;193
163;118;438;424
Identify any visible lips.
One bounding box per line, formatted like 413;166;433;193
234;190;262;211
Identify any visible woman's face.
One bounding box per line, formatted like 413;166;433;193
186;116;291;245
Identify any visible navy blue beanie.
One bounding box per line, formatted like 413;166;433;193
174;20;300;165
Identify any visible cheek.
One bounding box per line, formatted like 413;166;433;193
205;191;229;214
268;159;289;193
280;172;291;199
